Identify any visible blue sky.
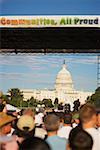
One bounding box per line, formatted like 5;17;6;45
0;54;97;93
0;0;100;15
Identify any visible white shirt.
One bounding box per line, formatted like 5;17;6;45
98;127;100;132
35;113;44;125
72;123;78;128
57;126;72;139
35;127;47;139
85;128;100;150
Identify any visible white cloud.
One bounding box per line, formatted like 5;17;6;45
0;72;52;82
0;54;97;72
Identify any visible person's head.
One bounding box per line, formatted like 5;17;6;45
15;115;35;139
79;104;97;127
72;113;80;125
0;112;15;135
68;129;93;150
19;137;51;150
0;98;3;104
22;108;35;118
1;137;19;150
55;112;64;123
44;114;60;132
0;103;5;112
0;91;3;104
0;97;5;112
64;113;72;125
97;113;100;127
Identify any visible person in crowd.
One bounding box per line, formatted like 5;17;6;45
13;115;35;143
0;112;15;136
55;112;64;129
44;113;67;150
22;108;47;139
64;104;71;113
22;108;35;119
35;123;47;139
68;128;93;150
1;137;19;150
19;136;51;150
72;113;80;128
79;104;100;150
0;112;17;150
0;98;7;113
73;99;80;112
1;115;35;150
58;113;72;139
96;111;100;131
35;110;47;139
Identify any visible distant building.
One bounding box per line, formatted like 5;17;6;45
21;61;92;105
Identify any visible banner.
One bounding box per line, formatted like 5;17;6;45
0;15;100;28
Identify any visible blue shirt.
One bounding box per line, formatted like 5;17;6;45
46;135;67;150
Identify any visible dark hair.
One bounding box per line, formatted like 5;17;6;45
0;104;5;112
55;112;64;122
13;127;35;139
19;137;51;150
64;113;72;124
69;128;93;150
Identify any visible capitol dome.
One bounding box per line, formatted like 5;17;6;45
55;61;74;93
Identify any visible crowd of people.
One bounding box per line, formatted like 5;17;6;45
0;96;100;150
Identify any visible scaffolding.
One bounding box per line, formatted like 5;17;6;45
97;55;100;87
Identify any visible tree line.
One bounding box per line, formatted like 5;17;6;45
0;87;100;108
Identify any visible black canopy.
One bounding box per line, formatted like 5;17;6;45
0;27;100;53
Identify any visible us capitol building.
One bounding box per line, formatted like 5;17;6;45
21;61;92;105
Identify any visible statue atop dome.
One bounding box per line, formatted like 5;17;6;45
62;59;66;69
63;59;65;65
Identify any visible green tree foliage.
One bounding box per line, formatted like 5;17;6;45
54;97;59;105
29;97;37;107
2;94;9;103
86;87;100;108
42;99;53;108
8;88;23;107
22;101;28;107
27;97;41;107
8;88;23;100
54;97;59;108
0;91;3;97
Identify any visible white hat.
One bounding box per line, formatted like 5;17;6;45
17;115;35;132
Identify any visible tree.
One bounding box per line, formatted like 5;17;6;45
54;97;59;105
8;88;23;107
1;94;9;103
54;97;59;108
42;99;53;108
58;103;63;110
8;88;23;100
64;103;71;113
73;99;80;112
86;87;100;108
22;101;28;107
95;87;100;93
0;91;3;98
27;96;38;107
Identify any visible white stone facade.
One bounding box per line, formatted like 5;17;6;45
21;62;93;105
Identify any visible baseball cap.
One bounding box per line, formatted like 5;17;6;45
72;113;79;119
